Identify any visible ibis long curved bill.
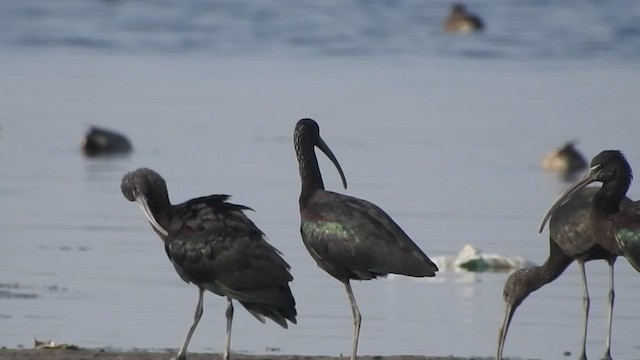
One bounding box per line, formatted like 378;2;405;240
316;136;347;190
539;164;601;233
134;193;169;237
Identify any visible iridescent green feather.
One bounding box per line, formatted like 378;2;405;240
302;220;353;239
616;226;640;272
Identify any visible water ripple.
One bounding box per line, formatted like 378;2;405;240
1;0;639;59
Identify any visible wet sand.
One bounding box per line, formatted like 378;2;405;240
0;349;492;360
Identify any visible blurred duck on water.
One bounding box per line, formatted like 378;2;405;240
541;140;588;181
443;3;484;34
81;125;132;157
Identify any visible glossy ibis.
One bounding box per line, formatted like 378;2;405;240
293;118;437;360
540;150;640;272
121;168;296;360
82;125;132;157
443;3;484;34
541;140;587;181
497;187;631;360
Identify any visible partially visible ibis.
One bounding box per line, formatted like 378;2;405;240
536;150;640;360
498;187;631;360
540;150;640;272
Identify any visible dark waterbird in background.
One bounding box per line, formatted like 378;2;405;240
121;168;296;360
443;3;484;34
541;140;588;181
293;118;438;360
497;187;632;360
81;125;133;157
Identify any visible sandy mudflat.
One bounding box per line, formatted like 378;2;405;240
0;349;494;360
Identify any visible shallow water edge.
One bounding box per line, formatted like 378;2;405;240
0;349;499;360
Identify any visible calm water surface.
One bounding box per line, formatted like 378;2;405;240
1;1;640;360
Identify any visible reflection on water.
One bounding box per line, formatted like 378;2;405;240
83;157;133;183
0;283;39;300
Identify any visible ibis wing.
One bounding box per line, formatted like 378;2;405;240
168;194;261;235
613;202;640;272
166;231;292;296
548;187;634;258
302;191;436;277
164;194;293;303
549;188;599;257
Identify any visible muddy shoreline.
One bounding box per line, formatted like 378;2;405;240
0;349;494;360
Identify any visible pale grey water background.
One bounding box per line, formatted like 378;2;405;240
1;1;640;360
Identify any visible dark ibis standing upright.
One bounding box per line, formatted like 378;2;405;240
121;168;296;360
293;118;438;360
497;187;632;360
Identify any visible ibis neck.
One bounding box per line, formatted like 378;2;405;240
593;177;630;216
149;188;172;221
297;144;325;206
532;241;574;291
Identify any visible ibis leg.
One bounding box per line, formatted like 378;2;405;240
224;297;234;360
175;288;205;360
343;280;361;360
578;260;590;360
602;258;616;360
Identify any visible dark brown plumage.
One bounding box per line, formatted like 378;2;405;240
498;187;631;360
532;150;640;360
541;150;640;270
121;168;296;360
293;118;437;360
